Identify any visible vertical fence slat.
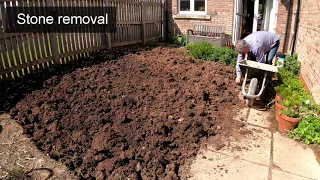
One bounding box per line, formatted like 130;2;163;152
10;2;22;77
5;37;18;78
82;0;89;57
93;0;99;46
105;0;111;49
72;2;79;60
141;1;146;45
76;0;83;58
46;0;60;64
0;38;10;75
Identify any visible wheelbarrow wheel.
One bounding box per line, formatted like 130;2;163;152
246;78;258;107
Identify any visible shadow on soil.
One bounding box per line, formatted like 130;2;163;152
0;43;180;113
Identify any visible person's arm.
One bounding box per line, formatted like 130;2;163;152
236;53;245;77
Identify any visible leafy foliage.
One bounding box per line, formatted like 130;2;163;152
274;53;320;146
186;40;237;66
209;47;237;67
186;41;215;59
280;108;300;118
284;53;301;76
288;115;320;145
168;35;178;44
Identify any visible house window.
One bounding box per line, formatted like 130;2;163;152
179;0;206;15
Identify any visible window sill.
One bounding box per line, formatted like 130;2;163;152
173;14;211;20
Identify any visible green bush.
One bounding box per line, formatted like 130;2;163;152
168;35;178;44
209;47;237;66
186;41;215;59
284;53;301;76
186;40;237;66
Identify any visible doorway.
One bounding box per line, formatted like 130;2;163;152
233;0;278;42
241;0;255;38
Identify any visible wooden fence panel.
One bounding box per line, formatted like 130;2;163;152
0;0;166;80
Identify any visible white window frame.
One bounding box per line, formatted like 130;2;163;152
178;0;207;15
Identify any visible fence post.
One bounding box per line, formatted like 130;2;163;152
141;1;146;46
46;0;60;64
162;0;167;42
104;0;112;50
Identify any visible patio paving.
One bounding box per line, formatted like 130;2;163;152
186;106;320;180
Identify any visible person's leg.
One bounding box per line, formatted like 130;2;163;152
266;40;280;65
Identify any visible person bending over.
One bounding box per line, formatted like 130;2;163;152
234;31;280;84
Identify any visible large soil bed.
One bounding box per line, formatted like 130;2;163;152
8;46;245;179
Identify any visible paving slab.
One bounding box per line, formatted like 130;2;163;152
188;149;269;180
232;107;249;122
207;125;271;166
273;132;320;179
272;169;314;180
247;108;273;128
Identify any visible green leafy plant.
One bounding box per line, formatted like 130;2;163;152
274;52;320;146
280;107;300;118
288;115;320;145
208;47;237;66
284;53;301;76
168;35;178;44
186;41;215;60
186;41;237;66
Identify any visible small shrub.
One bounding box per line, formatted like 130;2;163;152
208;47;237;66
146;41;157;47
284;53;301;76
186;41;215;60
168;35;178;44
186;41;237;66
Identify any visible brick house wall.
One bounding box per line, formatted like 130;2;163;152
167;0;234;36
274;0;296;53
294;0;320;104
274;0;320;103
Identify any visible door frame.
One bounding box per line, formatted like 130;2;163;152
252;0;259;33
232;0;279;44
232;0;243;44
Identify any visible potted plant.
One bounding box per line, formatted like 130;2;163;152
278;107;301;133
274;85;294;121
199;6;205;11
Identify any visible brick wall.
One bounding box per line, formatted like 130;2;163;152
295;0;320;104
275;0;296;53
167;0;234;36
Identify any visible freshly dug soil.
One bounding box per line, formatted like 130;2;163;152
9;46;244;179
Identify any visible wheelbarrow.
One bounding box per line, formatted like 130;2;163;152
238;60;278;107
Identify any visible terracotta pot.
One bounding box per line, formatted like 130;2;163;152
275;101;287;121
278;114;301;133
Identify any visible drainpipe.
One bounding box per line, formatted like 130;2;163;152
291;0;301;55
283;0;291;53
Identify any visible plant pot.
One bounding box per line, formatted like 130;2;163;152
277;114;301;133
275;101;287;121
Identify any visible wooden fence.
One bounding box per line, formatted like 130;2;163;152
0;0;166;80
